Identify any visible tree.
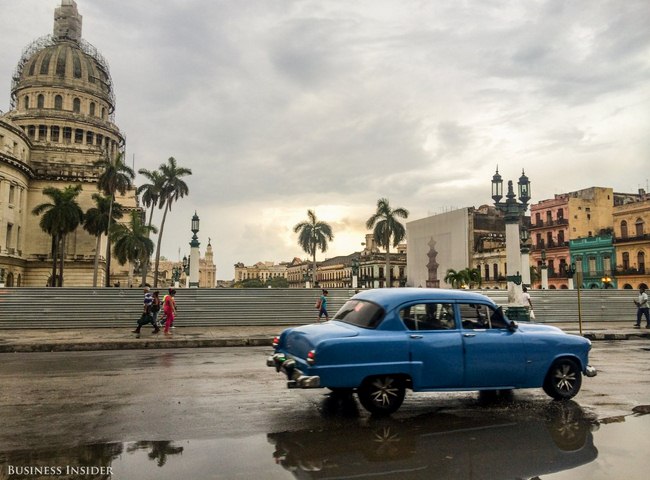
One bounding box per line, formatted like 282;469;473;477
95;152;135;286
32;185;84;287
365;198;409;287
83;193;124;287
110;211;157;288
136;168;164;286
444;268;468;289
465;267;483;289
293;210;334;286
152;157;192;287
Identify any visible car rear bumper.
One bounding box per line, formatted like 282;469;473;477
267;353;321;389
585;365;597;377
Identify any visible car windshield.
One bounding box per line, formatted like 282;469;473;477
333;300;385;329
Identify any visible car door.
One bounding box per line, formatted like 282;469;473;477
457;302;527;388
400;302;464;389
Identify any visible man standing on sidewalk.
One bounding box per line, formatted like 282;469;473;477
133;286;160;335
633;286;649;328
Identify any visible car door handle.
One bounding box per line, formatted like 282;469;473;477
463;333;476;337
410;334;423;339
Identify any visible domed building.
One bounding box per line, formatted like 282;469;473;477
0;0;139;287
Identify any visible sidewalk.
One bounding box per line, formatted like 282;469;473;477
0;322;648;353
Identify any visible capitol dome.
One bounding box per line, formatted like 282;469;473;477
10;0;116;118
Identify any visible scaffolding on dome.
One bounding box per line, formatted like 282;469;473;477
10;34;116;113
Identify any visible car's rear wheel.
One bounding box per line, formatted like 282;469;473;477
543;358;582;400
357;375;405;416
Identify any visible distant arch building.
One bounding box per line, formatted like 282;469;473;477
0;1;138;286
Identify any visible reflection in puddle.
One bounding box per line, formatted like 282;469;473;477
269;401;599;479
1;403;649;479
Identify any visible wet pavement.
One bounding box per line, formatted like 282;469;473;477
0;321;648;352
1;341;649;479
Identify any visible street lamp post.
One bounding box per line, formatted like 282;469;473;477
491;168;531;321
351;257;359;289
520;227;531;286
601;275;612;289
189;212;200;288
567;263;584;334
541;249;549;289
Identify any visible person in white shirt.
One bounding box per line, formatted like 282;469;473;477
633;286;649;328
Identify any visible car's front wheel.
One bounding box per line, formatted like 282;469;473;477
543;358;582;400
357;375;406;416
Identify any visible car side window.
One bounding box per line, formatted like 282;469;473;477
400;303;456;331
459;303;508;330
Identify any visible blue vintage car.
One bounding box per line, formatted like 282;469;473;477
267;288;597;415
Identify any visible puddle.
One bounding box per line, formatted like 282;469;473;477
1;404;649;479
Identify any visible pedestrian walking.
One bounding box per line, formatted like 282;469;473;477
151;290;162;328
523;286;535;320
163;288;177;336
633;286;649;328
316;289;329;322
132;286;160;335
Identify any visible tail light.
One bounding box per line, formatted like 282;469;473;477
272;336;280;348
307;350;316;365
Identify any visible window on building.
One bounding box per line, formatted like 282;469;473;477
54;95;63;110
484;264;490;281
535;212;541;225
493;263;499;279
38;125;47;140
546;211;552;223
557;208;564;220
63;127;72;143
559;258;567;275
622;252;630;270
72;51;82;78
27;125;35;139
548;259;555;274
73;98;81;113
620;220;628;238
74;129;83;143
37;94;45;108
89;102;95;116
536;233;543;248
635;218;644;237
50;126;60;142
603;256;611;275
24;96;29;109
638;252;646;274
9;185;15;204
588;256;596;276
96;134;103;146
558;230;565;245
547;231;553;247
86;131;94;144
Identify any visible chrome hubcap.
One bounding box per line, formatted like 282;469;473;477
370;377;400;406
554;364;576;391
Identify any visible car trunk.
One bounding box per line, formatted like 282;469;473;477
284;322;359;359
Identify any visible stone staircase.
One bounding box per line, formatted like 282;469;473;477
0;287;637;329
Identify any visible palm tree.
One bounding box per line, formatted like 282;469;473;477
293;209;334;286
32;185;84;287
95;151;135;286
152;157;192;287
365;198;409;287
464;267;483;289
444;268;468;289
110;211;157;288
83;193;124;287
136;168;164;286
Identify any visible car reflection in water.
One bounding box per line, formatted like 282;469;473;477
268;400;599;480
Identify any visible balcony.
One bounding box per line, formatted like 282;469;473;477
531;240;569;251
613;233;650;244
530;218;569;229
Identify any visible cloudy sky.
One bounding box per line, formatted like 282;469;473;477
1;0;649;279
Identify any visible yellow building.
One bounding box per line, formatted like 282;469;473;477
0;1;138;286
613;193;650;289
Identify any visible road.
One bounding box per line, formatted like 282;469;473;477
0;341;649;479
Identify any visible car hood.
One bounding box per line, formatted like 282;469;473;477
283;321;359;358
516;322;564;334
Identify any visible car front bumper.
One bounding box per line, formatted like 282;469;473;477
267;353;321;388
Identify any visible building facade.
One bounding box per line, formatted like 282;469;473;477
529;187;615;289
612;193;650;289
0;1;138;287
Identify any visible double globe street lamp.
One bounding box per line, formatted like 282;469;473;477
491;168;531;321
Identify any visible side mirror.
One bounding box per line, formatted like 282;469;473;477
509;321;518;332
